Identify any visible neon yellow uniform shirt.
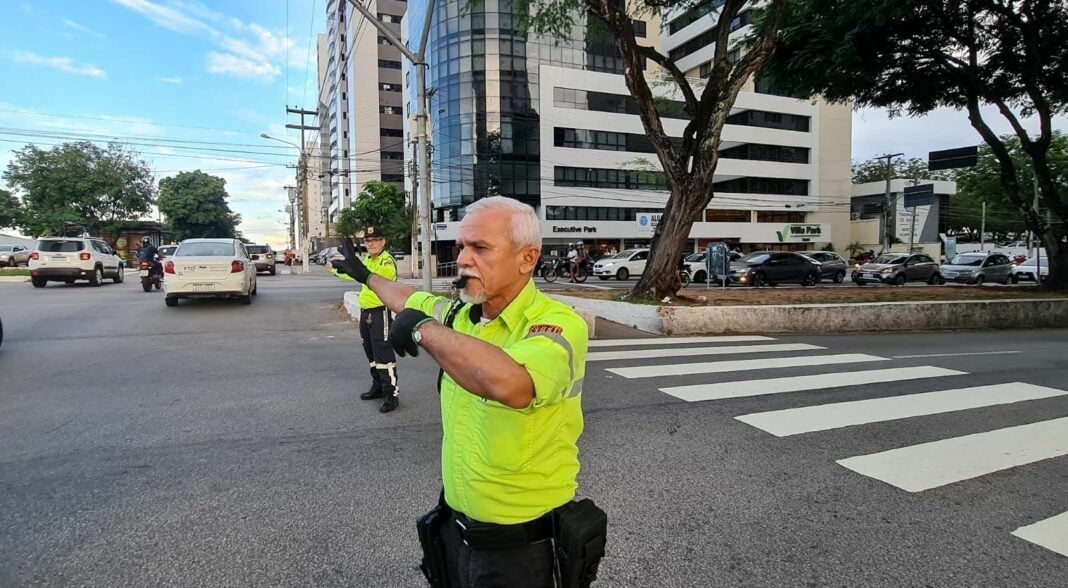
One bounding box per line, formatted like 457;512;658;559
330;251;397;309
405;279;588;524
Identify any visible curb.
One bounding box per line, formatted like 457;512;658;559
0;276;29;283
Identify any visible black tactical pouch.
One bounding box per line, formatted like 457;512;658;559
416;493;451;587
554;499;608;588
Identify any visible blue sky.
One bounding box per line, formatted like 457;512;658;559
1;0;324;247
1;1;1063;244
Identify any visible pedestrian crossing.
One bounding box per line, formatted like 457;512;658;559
591;335;1068;558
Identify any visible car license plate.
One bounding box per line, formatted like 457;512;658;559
139;270;149;277
864;273;877;278
193;283;215;292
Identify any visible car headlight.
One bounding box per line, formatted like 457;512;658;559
602;262;614;267
881;268;893;274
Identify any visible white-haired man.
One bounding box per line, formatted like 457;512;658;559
331;196;600;587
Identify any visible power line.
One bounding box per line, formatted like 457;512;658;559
0;108;263;136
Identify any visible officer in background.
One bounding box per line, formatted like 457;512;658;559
330;226;401;413
331;197;592;586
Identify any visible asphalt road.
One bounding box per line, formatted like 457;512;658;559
1;269;1065;586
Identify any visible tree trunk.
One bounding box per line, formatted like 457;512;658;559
631;185;707;300
1040;234;1068;291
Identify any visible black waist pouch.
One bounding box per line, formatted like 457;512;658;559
416;495;451;587
554;499;607;588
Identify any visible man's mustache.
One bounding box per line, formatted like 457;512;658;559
452;270;481;289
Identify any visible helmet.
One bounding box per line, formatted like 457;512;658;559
577;241;583;246
141;236;151;246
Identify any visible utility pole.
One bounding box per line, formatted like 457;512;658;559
980;200;986;251
346;0;437;292
408;158;419;279
876;153;905;253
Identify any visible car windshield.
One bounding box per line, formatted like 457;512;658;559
741;252;770;264
175;242;236;256
685;252;705;262
950;254;985;266
246;246;270;254
37;240;84;252
873;255;908;264
159;246;177;255
612;250;639;259
0;245;12;252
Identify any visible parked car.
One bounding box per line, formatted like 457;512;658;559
28;237;125;287
727;251;821;287
592;248;649;280
683;250;743;283
163;239;257;307
853;253;942;286
1012;256;1052;282
244;244;276;275
802;251;848;283
940;251;1015;285
389;247;406;260
0;244;31;267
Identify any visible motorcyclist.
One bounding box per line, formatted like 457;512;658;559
137;236;161;274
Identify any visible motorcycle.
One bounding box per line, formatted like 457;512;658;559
542;257;588;283
139;260;163;292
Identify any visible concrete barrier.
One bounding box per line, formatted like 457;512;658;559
550;294;662;334
342;291;361;321
657;298;1068;335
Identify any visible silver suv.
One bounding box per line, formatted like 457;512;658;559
245;244;276;275
0;244;31;267
940;251;1015;285
854;253;942;286
29;237;125;287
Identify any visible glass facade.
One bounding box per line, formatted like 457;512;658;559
406;0;625;221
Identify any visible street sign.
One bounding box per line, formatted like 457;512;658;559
636;212;661;237
706;242;730;287
903;184;935;208
928;146;978;171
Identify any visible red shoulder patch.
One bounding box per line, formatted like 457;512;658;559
528;324;563;335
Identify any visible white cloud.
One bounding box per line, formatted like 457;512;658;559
206;51;280;82
852;105;1068;163
156;76;183;84
62;19;106;39
110;0;213;35
4;50;107;78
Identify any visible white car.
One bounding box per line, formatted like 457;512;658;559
592;248;649;281
28;237;125;287
1012;257;1052;282
163;238;257;307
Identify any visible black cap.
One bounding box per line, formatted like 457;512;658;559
363;226;385;239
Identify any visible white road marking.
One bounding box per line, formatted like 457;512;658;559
589;343;823;362
837;416;1068;492
1012;511;1068;557
589;335;774;348
662;366;963;403
738;382;1064;436
607;353;888;379
892;351;1022;359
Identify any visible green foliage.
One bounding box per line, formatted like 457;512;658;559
845;241;866;256
335;181;412;247
0;189;21;229
2;141;156;237
157;170;241;240
852;157;955;184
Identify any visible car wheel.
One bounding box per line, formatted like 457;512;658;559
64;279;75;284
251;282;258;296
165;296;179;307
113;266;124;284
241;292;253;305
1007;274;1017;285
894;273;906;286
89;267;103;287
801;272;818;287
269;266;276;276
928;273;944;285
751;272;766;287
616;268;630;281
833;271;845;284
31;277;47;288
973;274;985;286
694;271;706;283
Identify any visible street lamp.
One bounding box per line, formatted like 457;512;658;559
263;133;310;272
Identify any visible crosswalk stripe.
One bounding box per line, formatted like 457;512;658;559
737;382;1064;436
1011;511;1068;557
589;335;774;348
607;353;888;379
837;416;1068;492
589;343;823;362
662;366;964;403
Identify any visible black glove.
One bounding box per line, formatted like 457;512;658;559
389;309;436;357
331;237;371;283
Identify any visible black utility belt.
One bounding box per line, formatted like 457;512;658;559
453;510;554;549
360;305;386;312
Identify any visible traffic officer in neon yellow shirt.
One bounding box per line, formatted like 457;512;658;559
331;197;593;586
330;226;401;413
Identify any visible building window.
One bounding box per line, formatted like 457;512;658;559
378;59;402;69
632;19;647;38
381;152;404;160
667;0;727;34
714;177;809;196
381;128;403;137
553;88;689;120
554;166;668;190
379;36;391;45
719;143;810;164
381;105;399;115
377;13;401;24
756;211;806;223
699;61;712;79
726;110;810;132
705;209;750;223
553;127;680;153
381;174;404;183
546;206;662;222
668;10;751;62
380;83;400;92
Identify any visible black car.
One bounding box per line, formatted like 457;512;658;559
727;251;821;286
802;251;848;283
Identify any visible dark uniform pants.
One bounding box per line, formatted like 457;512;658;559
359;306;397;397
439;512;555;587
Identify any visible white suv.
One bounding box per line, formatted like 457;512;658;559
593;248;649;280
29;237;125;288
